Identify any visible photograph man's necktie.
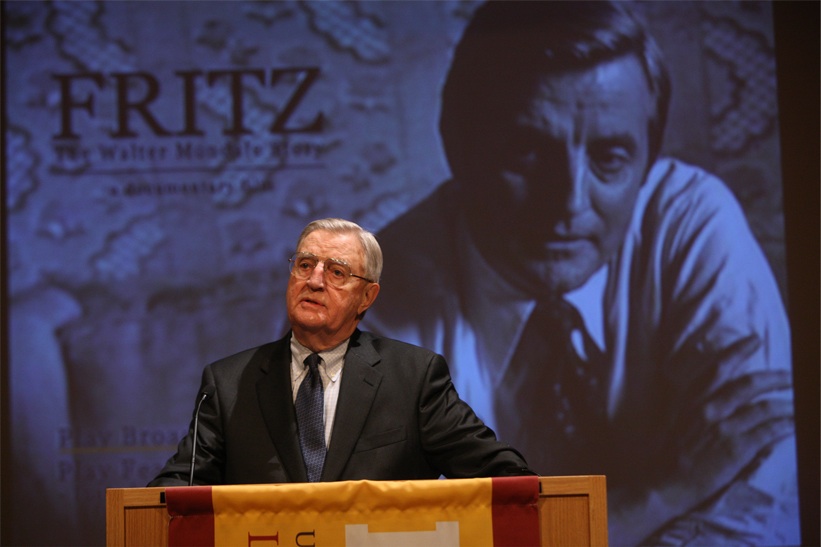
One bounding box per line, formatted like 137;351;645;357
494;299;607;474
295;353;326;482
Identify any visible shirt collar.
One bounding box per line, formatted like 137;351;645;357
289;334;348;383
460;227;531;385
564;265;607;352
459;216;607;386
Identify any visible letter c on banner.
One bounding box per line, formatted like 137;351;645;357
295;530;316;547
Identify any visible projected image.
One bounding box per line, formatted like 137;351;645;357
364;3;796;545
3;1;797;545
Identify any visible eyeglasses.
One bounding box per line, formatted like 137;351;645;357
288;252;374;287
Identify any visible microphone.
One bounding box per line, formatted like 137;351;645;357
188;386;215;486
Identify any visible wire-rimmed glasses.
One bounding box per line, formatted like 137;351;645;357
288;252;374;287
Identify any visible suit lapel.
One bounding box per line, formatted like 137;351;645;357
322;330;383;481
256;335;308;482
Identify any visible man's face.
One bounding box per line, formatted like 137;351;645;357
455;55;654;297
286;230;379;351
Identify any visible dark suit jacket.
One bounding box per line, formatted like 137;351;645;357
148;329;531;486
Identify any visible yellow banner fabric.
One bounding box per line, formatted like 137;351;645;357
213;478;495;546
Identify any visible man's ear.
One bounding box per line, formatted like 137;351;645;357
358;282;380;315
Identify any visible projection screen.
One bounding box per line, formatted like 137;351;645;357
2;1;814;545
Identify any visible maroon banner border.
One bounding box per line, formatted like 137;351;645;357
491;476;541;546
166;486;216;547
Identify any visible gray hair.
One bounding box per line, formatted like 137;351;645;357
296;218;383;283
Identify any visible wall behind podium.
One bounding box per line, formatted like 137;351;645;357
1;2;816;546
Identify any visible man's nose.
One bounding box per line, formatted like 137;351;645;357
557;148;592;216
307;263;326;287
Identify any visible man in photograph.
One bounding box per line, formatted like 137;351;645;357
365;2;797;544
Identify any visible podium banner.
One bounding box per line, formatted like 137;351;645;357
166;477;540;546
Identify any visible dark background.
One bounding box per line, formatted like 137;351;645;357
773;2;820;544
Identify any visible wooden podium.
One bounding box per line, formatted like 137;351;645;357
106;475;607;546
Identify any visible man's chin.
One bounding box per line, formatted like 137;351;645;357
288;309;327;330
475;237;601;295
510;261;599;297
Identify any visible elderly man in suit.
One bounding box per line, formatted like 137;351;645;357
149;218;532;486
